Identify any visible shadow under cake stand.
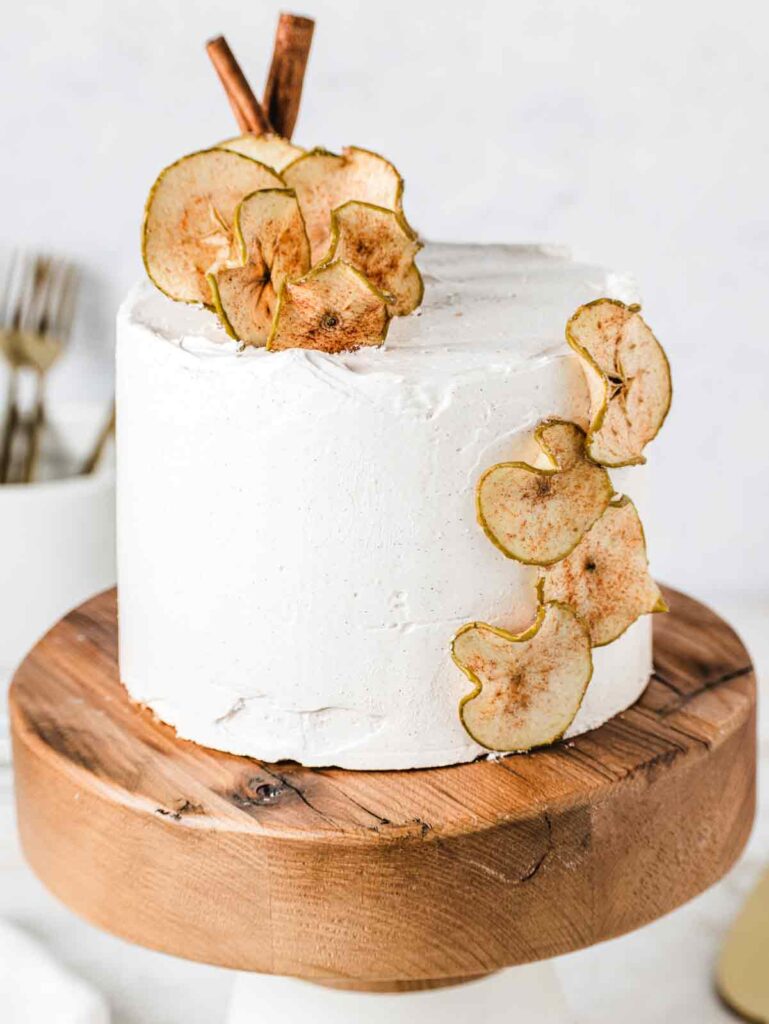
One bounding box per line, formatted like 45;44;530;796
9;586;756;1021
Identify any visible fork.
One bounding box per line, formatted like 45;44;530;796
0;251;33;481
0;253;78;483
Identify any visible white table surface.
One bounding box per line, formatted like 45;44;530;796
1;594;765;1024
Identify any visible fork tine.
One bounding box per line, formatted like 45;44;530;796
25;254;45;332
53;263;79;342
0;250;19;328
26;256;46;338
37;257;63;338
5;250;26;331
31;256;56;336
13;252;36;332
15;252;32;331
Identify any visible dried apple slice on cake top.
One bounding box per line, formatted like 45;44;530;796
283;147;406;263
208;188;310;345
325;201;423;315
538;496;667;647
566;298;672;467
452;602;593;752
217;133;305;172
267;260;390;353
476;420;614;566
142;149;284;305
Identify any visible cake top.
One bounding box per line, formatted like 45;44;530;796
126;242;639;370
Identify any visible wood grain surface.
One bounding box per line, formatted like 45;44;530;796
9;587;755;986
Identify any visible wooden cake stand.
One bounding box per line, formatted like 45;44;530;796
9;586;756;1022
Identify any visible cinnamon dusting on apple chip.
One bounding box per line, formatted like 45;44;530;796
539;496;667;646
476;420;614;566
267;260;389;353
566;298;672;467
452;602;592;752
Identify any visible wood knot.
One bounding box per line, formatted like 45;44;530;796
250;781;284;805
231;777;287;808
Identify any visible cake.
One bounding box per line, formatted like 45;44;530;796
117;26;671;771
117;242;665;770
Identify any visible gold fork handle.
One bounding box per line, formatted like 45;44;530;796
19;369;45;483
0;369;20;483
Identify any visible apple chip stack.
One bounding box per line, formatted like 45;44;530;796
453;302;672;754
141;20;422;354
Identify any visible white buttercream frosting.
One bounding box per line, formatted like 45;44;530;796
116;242;652;770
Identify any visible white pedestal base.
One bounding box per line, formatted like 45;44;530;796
227;962;573;1023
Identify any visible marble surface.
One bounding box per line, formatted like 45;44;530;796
0;593;764;1022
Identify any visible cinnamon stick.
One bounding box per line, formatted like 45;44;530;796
263;14;315;140
206;35;272;135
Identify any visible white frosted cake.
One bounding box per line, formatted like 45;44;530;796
116;242;655;769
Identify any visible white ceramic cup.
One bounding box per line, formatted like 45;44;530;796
0;403;116;760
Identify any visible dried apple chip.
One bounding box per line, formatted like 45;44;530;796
267;260;390;353
236;189;310;283
566;298;672;467
208;265;267;343
217;133;304;172
283;146;405;262
452;602;593;752
143;149;284;305
477;420;614;566
325;201;423;315
207;188;310;345
539;496;667;647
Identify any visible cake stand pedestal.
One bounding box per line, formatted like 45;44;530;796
226;961;569;1022
9;587;755;1021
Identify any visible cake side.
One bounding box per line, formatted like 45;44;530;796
116;243;652;769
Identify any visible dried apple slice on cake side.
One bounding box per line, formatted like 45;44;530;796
217;133;305;173
324;201;423;315
539;496;667;646
142;149;284;305
566;298;672;467
207;188;310;345
452;602;593;752
283;147;406;263
267;260;390;353
476;420;614;566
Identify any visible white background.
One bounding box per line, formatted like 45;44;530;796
1;0;767;597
